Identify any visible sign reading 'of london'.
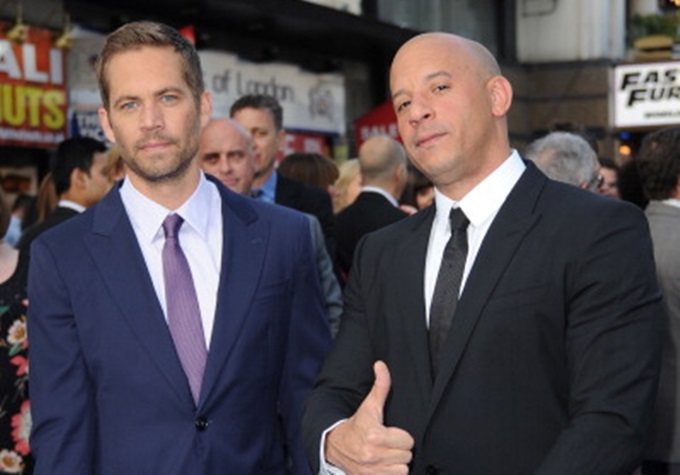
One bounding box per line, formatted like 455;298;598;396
613;61;680;128
200;50;345;135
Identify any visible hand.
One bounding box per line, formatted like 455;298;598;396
325;361;414;474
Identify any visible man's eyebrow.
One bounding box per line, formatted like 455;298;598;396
391;71;453;101
112;94;140;108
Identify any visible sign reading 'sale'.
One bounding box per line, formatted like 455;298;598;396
0;24;67;148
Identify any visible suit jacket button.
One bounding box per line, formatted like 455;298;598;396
425;465;439;475
195;416;208;431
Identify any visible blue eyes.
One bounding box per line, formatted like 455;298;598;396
118;94;179;111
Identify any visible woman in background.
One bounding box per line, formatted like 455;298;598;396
0;188;31;474
329;158;361;214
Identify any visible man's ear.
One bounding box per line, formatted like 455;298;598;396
488;76;513;117
99;107;117;144
70;167;88;192
200;91;213;128
275;128;286;152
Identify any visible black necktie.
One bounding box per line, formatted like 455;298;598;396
429;207;469;379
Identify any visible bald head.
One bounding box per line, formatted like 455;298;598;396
358;135;407;198
392;33;501;85
199;118;257;195
388;32;513;200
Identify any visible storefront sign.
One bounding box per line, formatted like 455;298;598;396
354;100;399;149
201;50;345;135
66;35;346;141
282;132;330;158
613;61;680;128
0;24;67;147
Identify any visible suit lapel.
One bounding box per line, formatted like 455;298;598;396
83;188;192;407
428;164;547;413
393;207;436;409
198;185;267;407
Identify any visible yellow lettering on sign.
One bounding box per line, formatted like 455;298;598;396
0;84;66;130
43;90;66;130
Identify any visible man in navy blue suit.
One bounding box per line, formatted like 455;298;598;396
28;21;330;474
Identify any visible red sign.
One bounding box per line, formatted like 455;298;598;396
354;100;399;149
279;131;330;160
0;24;68;148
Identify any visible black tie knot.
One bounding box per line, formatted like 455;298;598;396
162;214;184;239
449;207;469;232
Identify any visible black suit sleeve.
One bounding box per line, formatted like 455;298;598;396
534;202;662;474
302;234;376;473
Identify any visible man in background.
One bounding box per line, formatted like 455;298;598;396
198;117;342;337
335;135;409;280
525;131;602;191
18;137;110;253
636;126;680;475
230;94;335;258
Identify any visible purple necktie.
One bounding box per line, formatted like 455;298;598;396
162;213;207;404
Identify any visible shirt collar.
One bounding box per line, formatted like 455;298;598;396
663;198;680;209
58;199;86;213
120;172;217;244
360;186;399;207
433;150;526;227
257;169;278;202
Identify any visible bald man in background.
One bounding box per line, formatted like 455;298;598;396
199;118;342;336
334;135;409;280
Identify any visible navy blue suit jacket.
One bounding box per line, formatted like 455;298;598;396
28;178;330;474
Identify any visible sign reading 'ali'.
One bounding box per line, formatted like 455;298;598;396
0;24;67;148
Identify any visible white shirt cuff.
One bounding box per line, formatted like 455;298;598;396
319;419;348;475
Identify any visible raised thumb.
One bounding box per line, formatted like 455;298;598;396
364;360;391;422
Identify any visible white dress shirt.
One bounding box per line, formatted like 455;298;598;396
319;150;526;474
424;150;526;324
58;199;87;213
119;172;223;348
663;198;680;209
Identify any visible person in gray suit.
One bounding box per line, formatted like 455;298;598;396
637;126;680;475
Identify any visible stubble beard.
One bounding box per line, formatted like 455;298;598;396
123;121;201;185
125;146;195;184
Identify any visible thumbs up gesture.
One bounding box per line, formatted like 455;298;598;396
325;361;415;474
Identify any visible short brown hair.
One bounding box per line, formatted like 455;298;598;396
95;21;204;110
278;152;339;190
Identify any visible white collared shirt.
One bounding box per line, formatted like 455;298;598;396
663;198;680;209
119;172;223;347
424;150;526;325
58;199;87;214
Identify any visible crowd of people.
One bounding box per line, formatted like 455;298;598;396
0;20;677;475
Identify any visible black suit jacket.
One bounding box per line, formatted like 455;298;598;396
18;206;79;255
303;162;663;474
276;174;335;259
335;191;408;278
